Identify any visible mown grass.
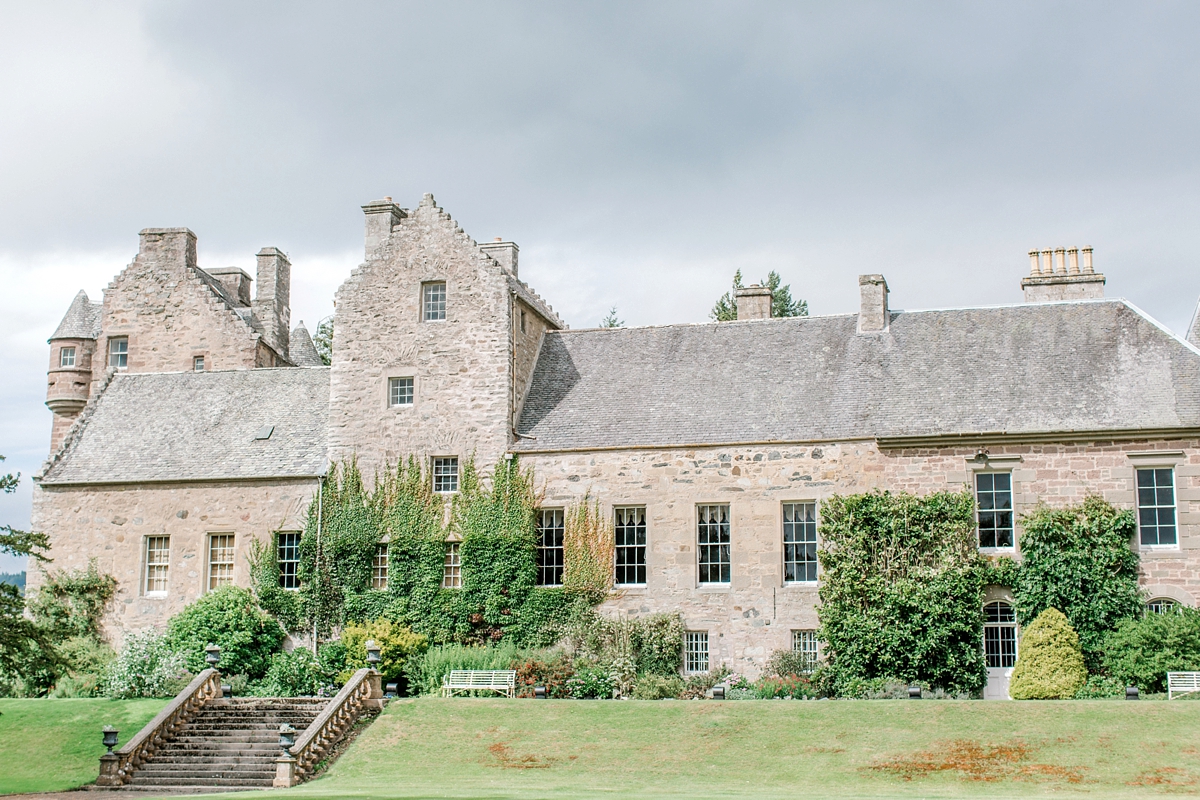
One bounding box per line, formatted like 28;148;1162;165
0;697;166;795
239;696;1200;800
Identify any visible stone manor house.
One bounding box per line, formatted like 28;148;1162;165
30;194;1200;697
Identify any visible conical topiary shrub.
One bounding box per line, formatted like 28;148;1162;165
1008;607;1087;699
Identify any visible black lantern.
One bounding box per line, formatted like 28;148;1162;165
102;725;119;754
908;685;922;699
365;640;381;668
205;643;221;669
278;723;296;753
533;685;547;699
1126;686;1140;701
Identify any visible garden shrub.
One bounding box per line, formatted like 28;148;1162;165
1009;608;1087;699
1101;606;1200;693
632;673;684;699
829;675;911;699
257;648;333;697
681;665;732;699
404;642;526;695
1014;496;1141;670
514;652;574;698
764;648;813;678
27;560;116;639
568;662;615;698
165;586;285;678
1074;674;1125;699
49;635;114;697
102;628;189;698
630;613;684;676
567;608;684;677
754;674;816;699
818;489;987;696
340;618;427;683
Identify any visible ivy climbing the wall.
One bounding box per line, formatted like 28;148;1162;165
251;455;598;648
817;489;987;696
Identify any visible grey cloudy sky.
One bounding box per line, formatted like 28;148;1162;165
3;1;1200;570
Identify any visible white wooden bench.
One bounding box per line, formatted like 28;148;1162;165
1167;672;1200;700
441;670;517;698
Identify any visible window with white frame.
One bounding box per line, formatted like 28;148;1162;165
791;629;818;671
1137;468;1177;547
207;534;235;591
685;631;709;673
144;536;170;595
697;504;731;584
108;336;128;369
422;282;447;321
59;346;76;368
983;601;1017;669
388;377;414;407
614;506;647;585
976;472;1014;548
1147;597;1180;615
536;509;564;586
433;457;459;493
372;543;389;590
442;541;462;588
783;502;818;582
277;532;301;590
193;355;205;371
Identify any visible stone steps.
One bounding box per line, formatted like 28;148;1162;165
121;696;329;791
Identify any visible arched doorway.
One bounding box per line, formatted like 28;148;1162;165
984;601;1017;700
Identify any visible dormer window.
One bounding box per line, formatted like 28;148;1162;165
422;282;446;321
59;347;76;368
108;337;128;369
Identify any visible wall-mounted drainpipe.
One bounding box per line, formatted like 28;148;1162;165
313;473;324;656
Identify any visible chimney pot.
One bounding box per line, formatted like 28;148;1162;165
1021;246;1104;302
734;284;773;320
857;274;889;333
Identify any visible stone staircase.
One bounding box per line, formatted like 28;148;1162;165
120;697;327;793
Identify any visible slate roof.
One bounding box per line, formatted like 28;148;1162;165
40;368;330;485
514;299;1200;451
289;324;325;367
49;290;102;340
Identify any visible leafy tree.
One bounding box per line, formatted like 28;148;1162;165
816;489;987;696
600;307;624;328
313;316;333;366
1014;496;1141;670
1102;606;1200;693
0;457;58;690
165;585;286;678
711;269;808;321
1008;607;1088;699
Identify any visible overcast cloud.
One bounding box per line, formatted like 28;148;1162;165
3;1;1200;570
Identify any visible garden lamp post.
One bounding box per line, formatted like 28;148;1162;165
366;640;381;669
205;643;221;669
102;725;119;754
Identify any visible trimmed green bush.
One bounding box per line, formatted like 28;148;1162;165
1101;606;1200;693
1009;608;1087;699
165;586;285;679
632;673;684;699
340;618;427;684
257;648;333;697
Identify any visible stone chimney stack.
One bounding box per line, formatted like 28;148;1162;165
1021;246;1104;302
857;274;889;333
735;285;773;320
254;248;291;361
205;267;252;306
138;228;197;271
361;197;407;257
480;238;519;278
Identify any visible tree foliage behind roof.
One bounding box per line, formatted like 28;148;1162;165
711;269;809;321
817;488;987;696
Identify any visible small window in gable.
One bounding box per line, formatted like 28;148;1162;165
389;377;414;407
108;337;128;369
422;282;446;321
433;457;459;493
193;355;205;372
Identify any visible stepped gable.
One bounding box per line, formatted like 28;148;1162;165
38;367;330;485
49;290;102;340
515;299;1200;452
289;322;325;366
507;274;564;328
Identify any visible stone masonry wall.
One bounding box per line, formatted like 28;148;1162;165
28;479;315;647
523;437;1200;677
512;297;552;431
91;229;263;386
328;196;515;479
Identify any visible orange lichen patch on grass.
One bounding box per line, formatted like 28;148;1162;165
487;742;556;769
1127;767;1200;788
867;739;1086;784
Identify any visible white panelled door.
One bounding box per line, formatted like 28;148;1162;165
983;601;1018;700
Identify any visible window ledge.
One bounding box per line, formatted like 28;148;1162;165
697;584;731;591
143;592;168;599
1140;546;1182;556
978;547;1017;553
782;581;819;588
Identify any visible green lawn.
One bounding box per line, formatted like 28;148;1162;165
241;696;1200;800
0;697;167;795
